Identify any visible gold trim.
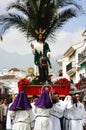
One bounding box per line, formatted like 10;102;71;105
35;28;46;35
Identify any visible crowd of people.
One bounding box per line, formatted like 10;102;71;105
0;89;86;130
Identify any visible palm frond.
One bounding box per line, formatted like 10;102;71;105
55;0;81;9
0;13;28;36
7;3;29;16
0;0;82;42
59;8;76;23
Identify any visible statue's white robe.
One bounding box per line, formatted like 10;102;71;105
31;41;52;76
32;41;43;76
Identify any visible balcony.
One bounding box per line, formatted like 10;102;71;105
78;48;86;64
66;62;76;76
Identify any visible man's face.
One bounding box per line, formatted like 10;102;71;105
38;34;42;40
75;94;80;102
33;98;38;102
3;99;8;105
54;94;59;102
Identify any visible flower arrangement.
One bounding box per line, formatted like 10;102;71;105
18;78;31;92
56;78;70;87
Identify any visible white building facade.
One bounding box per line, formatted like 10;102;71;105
0;68;26;95
57;39;86;83
57;38;86;98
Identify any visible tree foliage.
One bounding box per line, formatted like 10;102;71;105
0;0;82;41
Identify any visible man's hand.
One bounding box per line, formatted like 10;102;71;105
47;53;51;58
30;43;34;49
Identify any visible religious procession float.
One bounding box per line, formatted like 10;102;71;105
0;0;81;97
17;76;70;97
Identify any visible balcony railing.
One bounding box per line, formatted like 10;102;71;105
66;62;76;75
78;48;86;64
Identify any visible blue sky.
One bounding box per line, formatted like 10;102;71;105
0;0;86;57
63;0;86;31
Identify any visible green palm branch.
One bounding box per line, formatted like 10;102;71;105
0;0;82;42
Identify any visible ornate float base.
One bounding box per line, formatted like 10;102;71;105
18;84;70;97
